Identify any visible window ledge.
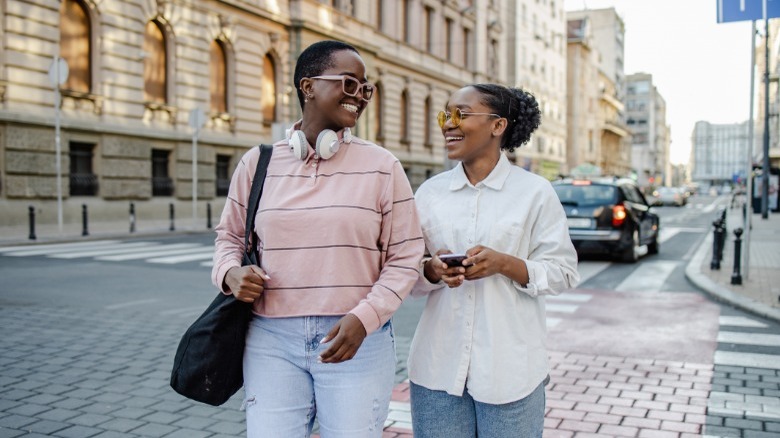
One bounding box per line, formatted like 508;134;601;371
61;89;104;115
144;102;178;125
211;111;237;132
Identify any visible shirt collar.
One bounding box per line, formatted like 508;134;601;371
449;153;512;191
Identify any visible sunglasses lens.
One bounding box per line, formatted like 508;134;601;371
342;77;359;95
362;85;374;101
437;111;447;128
453;108;464;127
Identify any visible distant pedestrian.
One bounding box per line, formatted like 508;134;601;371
212;40;424;437
407;83;580;437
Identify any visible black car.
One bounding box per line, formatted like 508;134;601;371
552;178;660;263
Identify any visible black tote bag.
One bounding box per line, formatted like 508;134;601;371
170;144;273;406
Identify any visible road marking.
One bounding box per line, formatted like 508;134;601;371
548;293;592;302
718;332;780;347
49;242;160;258
719;316;769;328
105;298;160;310
200;260;214;267
577;261;610;284
546;317;561;328
615;260;678;292
714;351;780;369
148;251;215;264
0;240;120;256
547;303;578;314
96;246;209;261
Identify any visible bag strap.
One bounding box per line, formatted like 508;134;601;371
244;144;273;259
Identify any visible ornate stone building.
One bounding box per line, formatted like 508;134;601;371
0;0;505;227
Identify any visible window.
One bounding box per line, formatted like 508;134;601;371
424;7;433;53
144;21;167;104
445;18;453;61
400;90;409;143
424;96;432;147
463;28;471;69
262;54;276;122
216;155;231;197
60;0;91;93
377;0;384;31
401;0;410;43
210;40;227;114
69;142;97;196
152;149;173;196
374;83;384;140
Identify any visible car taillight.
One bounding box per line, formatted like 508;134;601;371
612;204;627;227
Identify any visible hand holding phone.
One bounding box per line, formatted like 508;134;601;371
439;253;468;267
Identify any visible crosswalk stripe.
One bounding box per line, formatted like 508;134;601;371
200;261;214;267
96;246;209;261
0;240;120;256
548;293;592;302
49;242;159;258
53;243;200;259
148;251;215;264
547;303;578;314
615;260;678;292
714;351;780;369
546;317;562;328
718;332;780;347
105;298;160;310
719;316;769;328
577;261;610;284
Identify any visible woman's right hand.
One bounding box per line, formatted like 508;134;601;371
424;251;466;288
224;266;271;303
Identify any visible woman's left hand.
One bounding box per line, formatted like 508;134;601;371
463;245;506;281
318;314;367;364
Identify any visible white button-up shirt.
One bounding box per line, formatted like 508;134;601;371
407;154;579;404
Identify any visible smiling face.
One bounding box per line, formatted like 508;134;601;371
441;86;506;163
300;50;369;133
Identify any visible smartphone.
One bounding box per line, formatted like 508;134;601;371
439;253;468;267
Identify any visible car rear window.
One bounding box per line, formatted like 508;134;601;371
554;184;618;207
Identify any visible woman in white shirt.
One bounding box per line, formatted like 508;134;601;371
408;84;580;437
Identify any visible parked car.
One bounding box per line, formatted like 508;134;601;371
553;178;660;263
652;186;686;206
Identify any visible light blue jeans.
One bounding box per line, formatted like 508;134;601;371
409;380;546;438
243;315;396;438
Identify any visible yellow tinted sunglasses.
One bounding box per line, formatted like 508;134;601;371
437;108;501;128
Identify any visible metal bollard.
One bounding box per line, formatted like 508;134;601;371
710;218;725;270
731;228;744;285
81;204;89;236
169;203;175;231
28;205;36;240
207;203;212;229
129;202;136;233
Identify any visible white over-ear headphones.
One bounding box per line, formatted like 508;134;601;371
288;127;352;161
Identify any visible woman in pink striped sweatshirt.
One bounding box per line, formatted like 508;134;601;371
212;40;424;437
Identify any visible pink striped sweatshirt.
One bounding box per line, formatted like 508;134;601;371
212;130;424;334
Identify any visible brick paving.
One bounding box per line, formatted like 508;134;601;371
2;199;780;437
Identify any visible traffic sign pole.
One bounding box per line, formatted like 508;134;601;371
48;56;69;234
189;108;206;229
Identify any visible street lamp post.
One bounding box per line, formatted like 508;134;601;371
48;56;69;234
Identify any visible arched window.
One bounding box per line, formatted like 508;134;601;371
424;95;432;147
210;40;227;114
262;54;276;123
144;21;167;104
400;90;409;142
60;0;91;93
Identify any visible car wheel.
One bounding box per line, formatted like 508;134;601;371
620;229;639;263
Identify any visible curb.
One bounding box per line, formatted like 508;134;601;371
685;232;780;324
0;228;214;248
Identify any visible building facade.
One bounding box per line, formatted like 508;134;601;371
625;72;670;188
691;121;750;186
0;0;506;227
506;0;568;179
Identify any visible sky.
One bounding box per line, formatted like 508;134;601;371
564;0;756;165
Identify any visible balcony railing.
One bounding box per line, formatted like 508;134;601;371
70;173;98;196
152;177;174;197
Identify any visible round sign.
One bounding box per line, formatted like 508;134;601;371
48;57;69;87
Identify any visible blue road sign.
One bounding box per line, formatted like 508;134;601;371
718;0;780;23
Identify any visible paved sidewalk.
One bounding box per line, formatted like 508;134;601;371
685;205;780;323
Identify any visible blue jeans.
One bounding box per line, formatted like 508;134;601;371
409;380;546;438
243;315;396;438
